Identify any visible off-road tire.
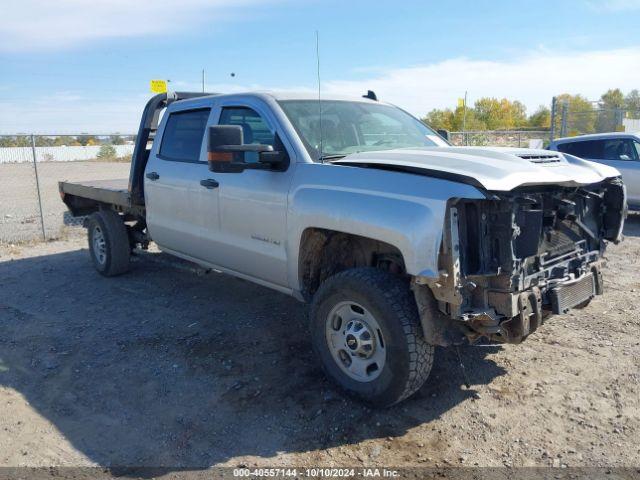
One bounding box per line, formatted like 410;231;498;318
310;267;434;407
87;210;130;276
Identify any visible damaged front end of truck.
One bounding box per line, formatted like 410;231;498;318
414;177;626;346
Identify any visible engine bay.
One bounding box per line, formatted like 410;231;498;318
421;178;626;344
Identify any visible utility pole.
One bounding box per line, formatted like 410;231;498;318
462;90;468;146
560;101;569;137
30;134;46;241
549;96;557;142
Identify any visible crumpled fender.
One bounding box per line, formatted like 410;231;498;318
286;163;485;292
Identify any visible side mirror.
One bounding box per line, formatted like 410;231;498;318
207;125;276;173
436;129;450;141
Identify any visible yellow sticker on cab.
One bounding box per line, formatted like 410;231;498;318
150;80;168;93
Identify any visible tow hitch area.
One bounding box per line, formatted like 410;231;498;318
416;178;623;346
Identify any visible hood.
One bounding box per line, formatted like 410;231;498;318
332;146;621;192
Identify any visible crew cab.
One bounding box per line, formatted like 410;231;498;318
59;91;626;406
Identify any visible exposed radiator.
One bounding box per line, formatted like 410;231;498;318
549;273;596;314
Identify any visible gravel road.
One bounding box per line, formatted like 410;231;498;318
0;216;638;473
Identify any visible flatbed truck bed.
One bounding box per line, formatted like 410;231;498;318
59;178;138;216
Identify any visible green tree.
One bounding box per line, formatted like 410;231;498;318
597;88;625;131
473;97;527;130
0;136;16;147
34;136;55;147
600;88;625;109
422;108;454;131
451;105;485;131
12;136;30;147
625;89;640;118
555;93;596;136
423;106;487;131
76;134;97;146
110;135;125;145
528;105;551;129
97;144;117;160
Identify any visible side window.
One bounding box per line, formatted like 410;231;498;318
159;108;210;162
219;107;275;144
558;140;604;159
219;107;275;164
603;139;638;161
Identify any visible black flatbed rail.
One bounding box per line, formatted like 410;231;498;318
58;91;213;219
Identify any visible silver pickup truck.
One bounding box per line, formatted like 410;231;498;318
60;91;626;406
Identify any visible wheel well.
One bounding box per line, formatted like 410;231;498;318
298;228;406;298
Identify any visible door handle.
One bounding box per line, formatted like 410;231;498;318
200;178;219;189
146;172;160;181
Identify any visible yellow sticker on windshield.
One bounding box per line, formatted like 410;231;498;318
150;80;168;93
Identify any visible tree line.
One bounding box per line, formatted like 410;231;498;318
0;135;133;148
422;88;640;133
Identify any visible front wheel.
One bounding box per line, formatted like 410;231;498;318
310;268;434;407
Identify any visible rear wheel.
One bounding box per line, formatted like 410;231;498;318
87;210;130;276
310;267;434;407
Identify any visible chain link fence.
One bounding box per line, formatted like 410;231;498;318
0;135;135;244
550;97;640;139
0;129;560;244
449;130;549;148
4;114;634;244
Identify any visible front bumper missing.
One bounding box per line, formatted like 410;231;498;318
498;270;599;342
413;265;604;346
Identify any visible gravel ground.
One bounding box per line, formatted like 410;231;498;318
0;216;638;473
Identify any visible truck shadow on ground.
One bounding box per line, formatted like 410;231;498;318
0;248;505;473
623;212;640;237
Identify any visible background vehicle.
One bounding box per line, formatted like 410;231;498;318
59;91;626;406
549;132;640;210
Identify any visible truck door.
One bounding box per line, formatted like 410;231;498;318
144;104;224;260
205;101;295;288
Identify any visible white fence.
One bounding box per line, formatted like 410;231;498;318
623;118;640;132
0;144;135;164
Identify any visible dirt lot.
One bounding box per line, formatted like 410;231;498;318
0;217;639;473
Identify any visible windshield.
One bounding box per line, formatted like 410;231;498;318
278;100;447;161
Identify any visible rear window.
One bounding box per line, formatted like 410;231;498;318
160;109;211;162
